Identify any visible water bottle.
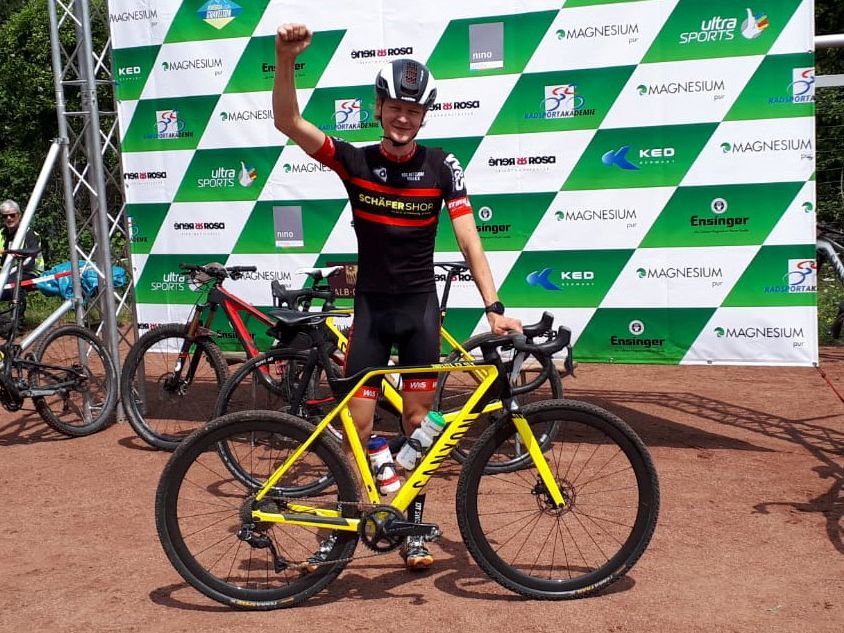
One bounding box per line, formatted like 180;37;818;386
395;411;446;471
367;436;401;494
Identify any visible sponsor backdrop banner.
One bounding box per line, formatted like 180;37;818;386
111;0;817;365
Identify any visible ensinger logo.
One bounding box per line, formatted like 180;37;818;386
261;62;305;74
488;154;557;167
110;8;157;23
197;162;257;189
161;58;223;72
197;0;242;30
679;8;768;44
636;79;726;96
476;206;510;236
555;23;639;40
611;319;665;348
554;208;638;223
173;221;226;231
636;266;724;279
350;46;414;60
690;197;750;229
219;109;273;122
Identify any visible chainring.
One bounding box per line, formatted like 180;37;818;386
358;505;405;552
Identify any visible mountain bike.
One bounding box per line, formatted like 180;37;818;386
155;318;659;609
816;223;844;338
0;248;117;436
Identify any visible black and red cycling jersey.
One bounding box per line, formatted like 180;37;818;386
310;136;473;294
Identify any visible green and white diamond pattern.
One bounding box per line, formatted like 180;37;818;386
111;0;816;365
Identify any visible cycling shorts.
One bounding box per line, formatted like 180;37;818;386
345;291;439;396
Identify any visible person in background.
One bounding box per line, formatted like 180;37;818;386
0;199;44;304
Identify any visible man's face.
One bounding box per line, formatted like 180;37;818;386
377;98;425;145
2;210;20;232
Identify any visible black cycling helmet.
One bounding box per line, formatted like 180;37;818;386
374;59;437;109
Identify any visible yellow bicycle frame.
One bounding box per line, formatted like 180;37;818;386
323;312;475;416
249;361;566;533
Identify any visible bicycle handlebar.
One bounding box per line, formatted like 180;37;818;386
179;263;257;281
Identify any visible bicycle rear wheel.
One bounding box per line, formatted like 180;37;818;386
155;410;359;610
31;325;118;436
434;332;563;472
456;399;659;599
120;323;228;450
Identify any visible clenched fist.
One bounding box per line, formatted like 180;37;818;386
276;23;312;58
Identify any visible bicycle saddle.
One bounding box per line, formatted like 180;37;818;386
267;307;351;326
296;266;344;281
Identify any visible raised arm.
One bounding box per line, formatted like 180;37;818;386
272;23;326;154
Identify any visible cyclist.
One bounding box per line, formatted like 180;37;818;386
273;23;521;571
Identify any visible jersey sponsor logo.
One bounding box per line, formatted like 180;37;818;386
402;171;425;182
445;154;465;190
372;167;388;183
357;193;435;214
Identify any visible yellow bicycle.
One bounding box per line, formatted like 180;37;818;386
155;315;659;609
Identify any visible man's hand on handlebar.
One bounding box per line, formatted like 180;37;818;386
487;312;522;336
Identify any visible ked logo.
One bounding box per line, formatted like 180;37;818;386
118;66;142;77
173;221;226;231
351;46;413;59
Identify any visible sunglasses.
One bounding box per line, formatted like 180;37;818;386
1;214;18;218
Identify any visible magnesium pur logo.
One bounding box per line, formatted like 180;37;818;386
720;137;813;159
714;324;805;341
554;207;638;223
161;58;223;73
220;108;273;122
636;79;726;98
636;265;724;281
197;0;242;30
555;22;639;42
679;7;769;44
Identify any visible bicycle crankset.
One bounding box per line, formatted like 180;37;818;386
359;505;405;552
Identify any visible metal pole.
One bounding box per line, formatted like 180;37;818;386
816;34;844;49
74;0;122;374
0;141;62;291
46;0;86;319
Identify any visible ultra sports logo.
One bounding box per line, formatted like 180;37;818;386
679;7;769;44
197;162;257;189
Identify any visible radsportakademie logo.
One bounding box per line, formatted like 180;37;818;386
678;7;769;44
197;0;242;30
320;99;377;132
784;259;816;293
150;110;193;140
555;22;639;41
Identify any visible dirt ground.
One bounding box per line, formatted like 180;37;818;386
0;350;842;633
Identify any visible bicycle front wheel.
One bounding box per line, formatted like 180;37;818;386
434;332;563;472
120;323;228;450
32;325;118;436
214;348;340;496
156;410;359;610
456;399;659;599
